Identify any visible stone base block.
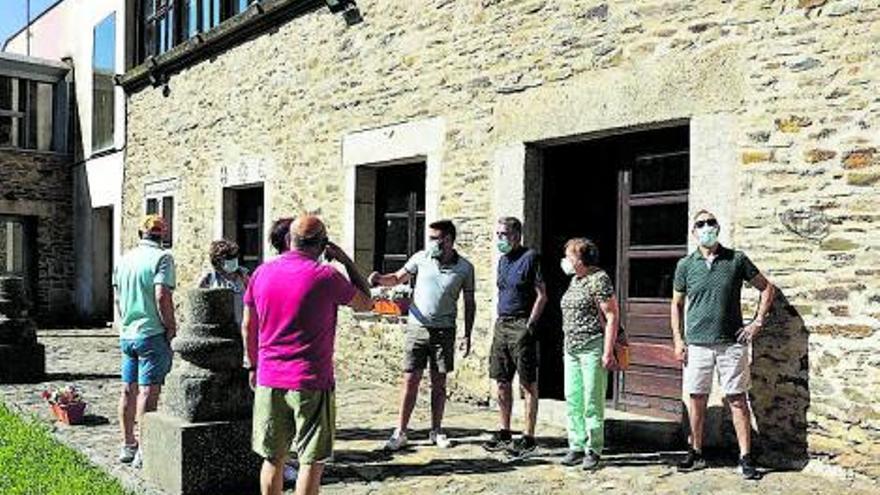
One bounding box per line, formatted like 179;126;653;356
0;343;45;383
142;412;262;495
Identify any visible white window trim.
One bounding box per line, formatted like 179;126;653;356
213;158;272;260
144;178;178;245
342;117;445;256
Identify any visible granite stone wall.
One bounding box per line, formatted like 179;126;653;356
123;0;880;478
0;149;74;322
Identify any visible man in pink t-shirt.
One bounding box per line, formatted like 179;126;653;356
242;215;372;495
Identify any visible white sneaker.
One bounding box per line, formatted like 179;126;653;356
383;429;408;451
430;430;452;449
118;444;138;464
131;449;143;469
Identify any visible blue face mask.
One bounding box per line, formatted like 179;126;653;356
697;227;719;248
223;258;239;273
428;240;443;258
497;239;512;254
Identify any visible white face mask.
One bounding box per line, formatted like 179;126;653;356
697;226;720;248
560;258;576;276
223;258;239;273
428;240;443;258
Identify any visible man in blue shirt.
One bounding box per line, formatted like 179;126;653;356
113;214;177;467
485;217;548;456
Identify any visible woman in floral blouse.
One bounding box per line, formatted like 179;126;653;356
558;237;620;470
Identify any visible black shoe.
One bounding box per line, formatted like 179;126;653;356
560;450;584;466
582;450;601;471
739;454;761;480
482;430;513;452
505;435;537;457
677;448;707;472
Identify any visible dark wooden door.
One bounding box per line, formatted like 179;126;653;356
616;151;689;419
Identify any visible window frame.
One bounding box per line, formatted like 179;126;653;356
373;164;426;274
145;192;175;248
0;76;55;151
92;13;117;153
138;0;261;63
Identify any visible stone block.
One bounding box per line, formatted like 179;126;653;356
142;412;261;495
163;364;253;422
0;343;45;384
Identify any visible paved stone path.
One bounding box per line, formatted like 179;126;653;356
1;328;876;494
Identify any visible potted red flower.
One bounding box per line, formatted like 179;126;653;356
41;385;87;425
371;285;412;316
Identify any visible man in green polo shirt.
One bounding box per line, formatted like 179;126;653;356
671;210;775;480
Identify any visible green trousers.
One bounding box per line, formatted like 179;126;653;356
563;337;607;454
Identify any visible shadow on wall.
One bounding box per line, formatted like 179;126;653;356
750;290;809;470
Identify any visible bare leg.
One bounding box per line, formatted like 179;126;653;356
520;381;539;437
397;371;423;432
496;381;513;431
260;457;286;495
118;383;138;445
295;462;325;495
429;370;447;431
728;393;752;457
687;394;709;451
135;384;162;442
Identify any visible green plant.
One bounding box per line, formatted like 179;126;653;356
0;402;132;495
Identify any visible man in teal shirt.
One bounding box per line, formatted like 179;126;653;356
113;214;177;468
671;210;775;480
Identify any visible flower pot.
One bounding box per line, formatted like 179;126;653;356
373;298;410;316
51;402;86;425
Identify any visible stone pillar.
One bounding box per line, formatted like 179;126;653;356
0;276;45;383
142;288;259;495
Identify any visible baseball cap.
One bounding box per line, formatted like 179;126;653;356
140;214;166;235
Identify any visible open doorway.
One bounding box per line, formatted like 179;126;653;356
535;124;689;419
91;206;114;322
223;184;264;273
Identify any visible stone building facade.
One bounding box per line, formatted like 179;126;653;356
120;0;879;480
0;53;73;323
0;148;74;321
5;0;130;323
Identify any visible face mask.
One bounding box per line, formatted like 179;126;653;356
223;258;239;273
428;240;443;258
697;227;719;248
497;239;512;254
560;258;576;276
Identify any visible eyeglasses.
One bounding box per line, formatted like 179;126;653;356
694;218;718;229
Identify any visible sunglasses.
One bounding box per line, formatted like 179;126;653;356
694;218;718;229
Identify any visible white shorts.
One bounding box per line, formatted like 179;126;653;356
683;343;750;396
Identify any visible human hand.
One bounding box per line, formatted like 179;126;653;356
674;341;687;365
736;320;763;344
458;335;471;358
248;370;257;391
368;271;380;287
324;242;351;264
602;350;616;370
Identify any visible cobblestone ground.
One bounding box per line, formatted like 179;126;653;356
1;329;876;495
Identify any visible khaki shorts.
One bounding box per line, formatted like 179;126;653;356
489;317;538;384
683;343;750;396
252;387;335;464
403;324;456;374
